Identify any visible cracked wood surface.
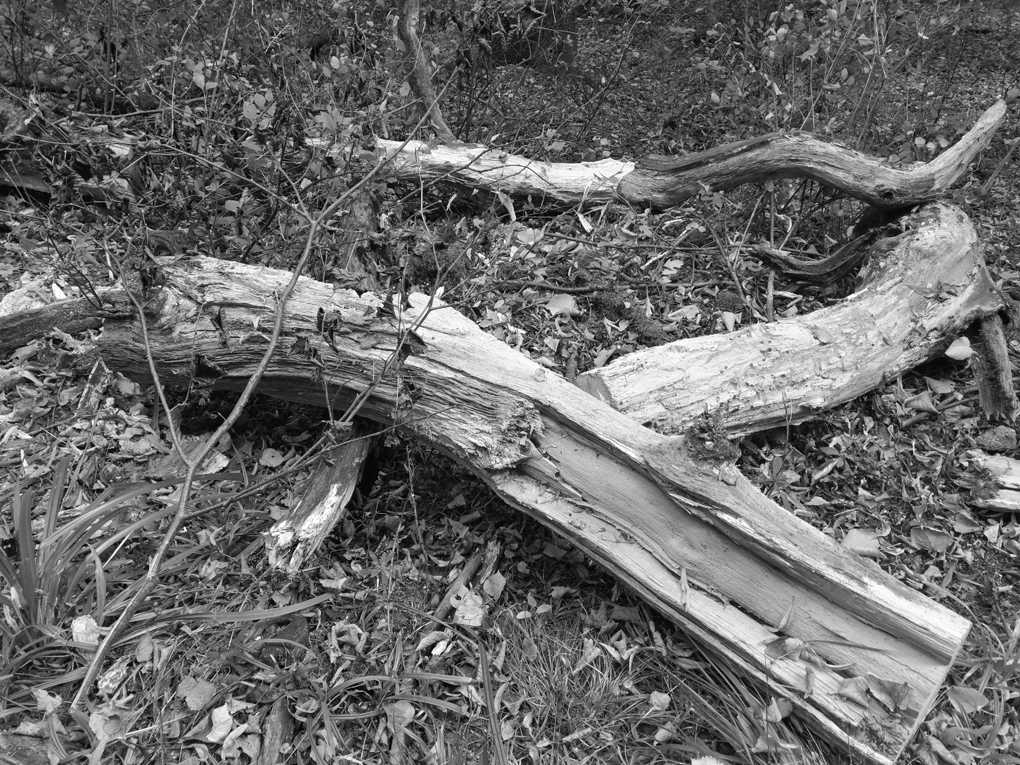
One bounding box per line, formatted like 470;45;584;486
576;203;1005;436
368;100;1005;211
89;252;972;765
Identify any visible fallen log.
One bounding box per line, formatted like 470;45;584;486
366;100;1005;211
77;247;970;765
576;203;1006;436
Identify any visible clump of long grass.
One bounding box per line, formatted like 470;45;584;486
0;456;195;718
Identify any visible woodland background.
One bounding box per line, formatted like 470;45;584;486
0;0;1019;763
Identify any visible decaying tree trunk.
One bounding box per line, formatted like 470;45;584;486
0;88;1008;762
576;203;1006;435
0;205;1003;764
65;229;973;765
367;100;1005;211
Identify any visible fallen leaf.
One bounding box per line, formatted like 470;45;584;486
653;723;674;743
648;691;671;712
765;697;793;722
178;676;217;711
33;688;62;714
545;293;580;317
543;542;567;559
946;685;988;714
764;636;804;660
386;700;415;730
842;528;883;557
776;600;795;631
926;735;962;765
835;676;870;706
593;346;617;367
906;392;938;413
413;630;451;654
206;704;234;743
571;638;602;674
911;526;953;553
751;731;799;753
501;718;516;741
925;377;955;395
72;615;101;645
482;571;506;600
944;337;972;360
867;674;910;712
609;604;642;623
97;657;131;699
452;586;485;627
259;448;284;467
89;705;128;743
523;636;539;660
952;512;982;534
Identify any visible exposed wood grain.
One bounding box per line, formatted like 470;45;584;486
963;450;1020;514
89;248;971;765
576;203;1005;436
265;420;379;573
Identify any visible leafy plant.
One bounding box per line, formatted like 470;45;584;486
704;0;898;136
0;456;215;715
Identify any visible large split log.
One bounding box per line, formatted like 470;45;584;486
368;100;1005;211
576;203;1005;436
79;246;971;764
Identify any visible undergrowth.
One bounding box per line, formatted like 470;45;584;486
0;0;1018;763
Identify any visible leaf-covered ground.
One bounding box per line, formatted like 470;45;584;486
0;1;1018;763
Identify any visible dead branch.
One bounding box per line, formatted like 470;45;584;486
363;100;1006;210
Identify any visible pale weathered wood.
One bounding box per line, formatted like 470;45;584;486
265;420;379;574
366;101;1005;211
963;450;1020;514
88;251;970;765
369;137;634;208
575;203;1005;436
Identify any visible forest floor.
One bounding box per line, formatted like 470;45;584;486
1;1;1019;764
